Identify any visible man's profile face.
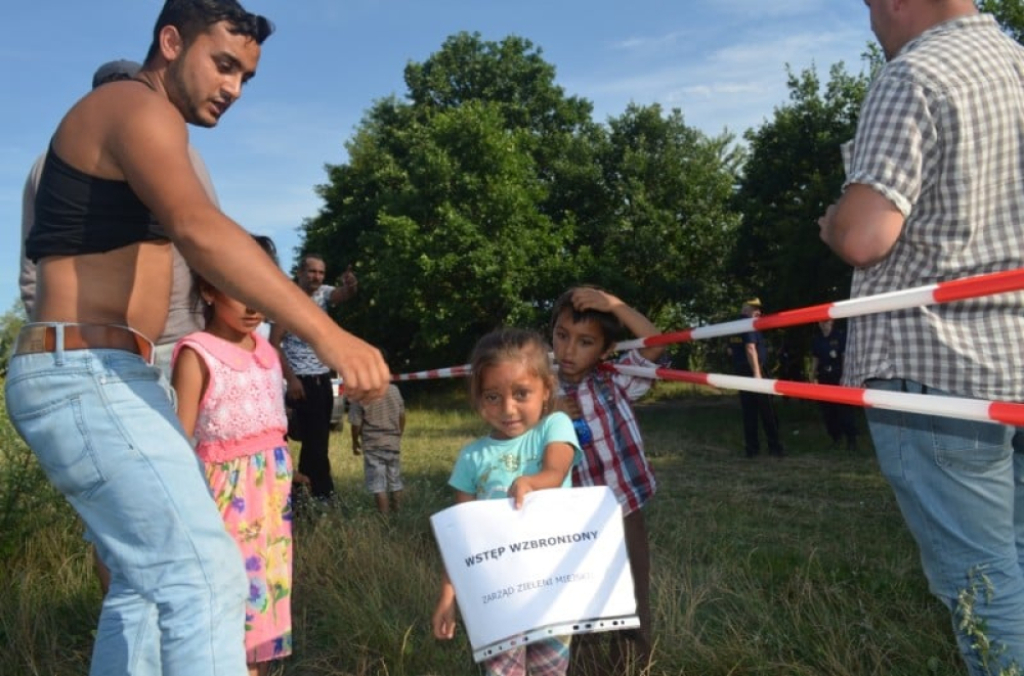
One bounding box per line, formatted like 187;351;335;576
167;21;262;128
299;257;326;293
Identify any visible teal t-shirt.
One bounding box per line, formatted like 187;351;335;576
449;412;581;500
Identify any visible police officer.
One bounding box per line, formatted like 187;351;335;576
727;298;784;458
810;319;858;450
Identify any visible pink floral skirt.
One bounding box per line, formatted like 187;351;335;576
204;445;294;663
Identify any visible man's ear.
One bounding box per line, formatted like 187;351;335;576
157;25;185;62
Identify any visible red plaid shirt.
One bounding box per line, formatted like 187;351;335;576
560;350;659;514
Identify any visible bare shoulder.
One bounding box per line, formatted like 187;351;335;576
53;81;188;180
101;82;188;156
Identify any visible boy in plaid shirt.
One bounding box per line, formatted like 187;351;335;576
550;286;665;676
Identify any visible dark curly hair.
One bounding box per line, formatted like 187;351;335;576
145;0;274;63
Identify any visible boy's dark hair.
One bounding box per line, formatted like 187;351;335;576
550;286;626;350
469;328;556;414
191;234;277;324
145;0;275;63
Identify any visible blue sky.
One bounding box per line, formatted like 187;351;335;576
0;0;874;310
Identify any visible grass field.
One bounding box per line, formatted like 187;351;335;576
0;382;974;676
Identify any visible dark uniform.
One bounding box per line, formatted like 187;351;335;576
811;325;858;449
728;325;784;458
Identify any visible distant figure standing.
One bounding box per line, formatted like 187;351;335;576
727;297;783;458
270;254;359;502
349;378;406;514
810;319;858;451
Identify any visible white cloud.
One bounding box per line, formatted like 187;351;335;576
568;21;873;134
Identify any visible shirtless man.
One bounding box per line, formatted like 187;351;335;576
5;2;388;675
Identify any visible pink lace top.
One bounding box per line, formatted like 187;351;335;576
172;331;288;463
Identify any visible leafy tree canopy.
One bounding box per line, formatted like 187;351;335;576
980;0;1024;43
300;32;740;371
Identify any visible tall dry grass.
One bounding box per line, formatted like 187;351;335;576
0;382;979;675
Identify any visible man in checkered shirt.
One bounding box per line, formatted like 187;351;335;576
818;2;1024;673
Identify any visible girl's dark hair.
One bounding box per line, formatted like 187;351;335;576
469;328;556;413
550;286;626;350
191;234;277;324
145;0;275;63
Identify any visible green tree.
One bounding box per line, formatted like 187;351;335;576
731;63;871;313
301;33;743;371
595;103;743;327
980;0;1024;43
302;33;599;369
729;62;871;371
0;300;27;377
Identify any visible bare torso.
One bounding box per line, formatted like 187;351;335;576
33;245;172;343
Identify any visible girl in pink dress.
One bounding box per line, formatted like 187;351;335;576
172;235;293;676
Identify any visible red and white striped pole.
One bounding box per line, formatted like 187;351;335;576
393;364;472;382
602;363;1024;427
614;266;1024;351
388;266;1024;425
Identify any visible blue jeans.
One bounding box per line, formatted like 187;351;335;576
866;378;1024;675
4;340;248;676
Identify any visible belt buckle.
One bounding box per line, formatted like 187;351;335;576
13;325;50;355
24;330;48;353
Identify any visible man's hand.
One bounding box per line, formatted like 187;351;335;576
316;331;390;403
339;264;358;290
285;374;304;400
331;264;359;304
818;185;905;268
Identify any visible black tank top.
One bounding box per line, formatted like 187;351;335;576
25;144;168;262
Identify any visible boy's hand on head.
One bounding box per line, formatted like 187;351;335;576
572;287;621;314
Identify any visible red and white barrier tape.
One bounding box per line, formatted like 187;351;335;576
391;360;1024;426
614;266;1024;351
603;363;1024;427
393;364;472;382
388;267;1024;425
